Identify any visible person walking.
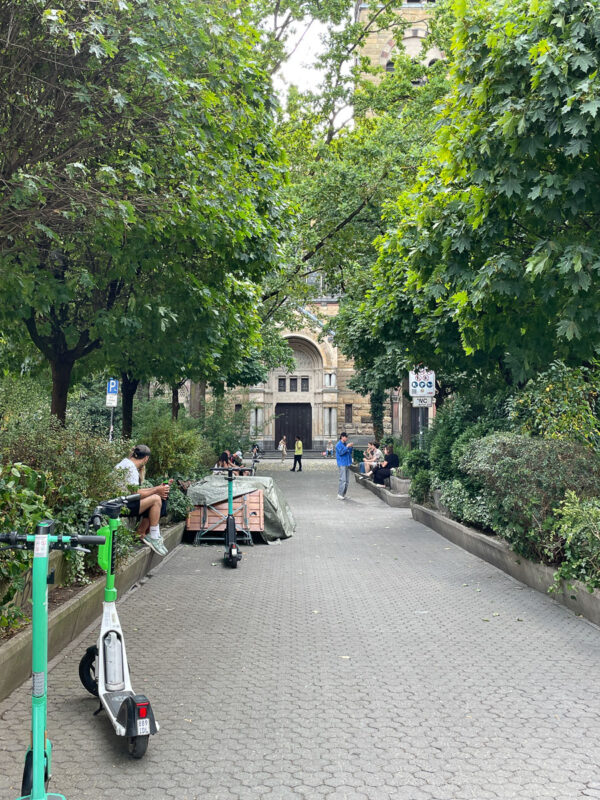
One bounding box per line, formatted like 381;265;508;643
335;432;354;499
291;436;303;471
278;435;287;462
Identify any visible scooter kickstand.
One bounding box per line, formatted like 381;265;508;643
93;702;104;716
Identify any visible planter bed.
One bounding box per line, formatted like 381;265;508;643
411;505;600;627
0;521;185;703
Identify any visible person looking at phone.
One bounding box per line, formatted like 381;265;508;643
114;444;170;557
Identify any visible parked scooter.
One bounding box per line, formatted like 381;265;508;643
211;466;249;568
0;521;105;800
78;495;158;758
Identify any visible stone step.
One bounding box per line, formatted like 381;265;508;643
353;472;411;508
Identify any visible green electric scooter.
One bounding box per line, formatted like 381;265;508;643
78;495;159;758
0;521;106;800
211;466;247;568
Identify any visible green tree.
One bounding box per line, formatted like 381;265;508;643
0;0;285;422
372;0;600;387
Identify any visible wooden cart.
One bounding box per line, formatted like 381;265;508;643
186;489;264;546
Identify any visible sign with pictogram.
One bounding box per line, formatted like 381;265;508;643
106;379;119;407
409;368;435;397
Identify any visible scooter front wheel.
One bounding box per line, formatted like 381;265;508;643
21;749;49;795
127;734;149;759
79;645;99;696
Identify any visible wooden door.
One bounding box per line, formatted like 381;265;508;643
275;403;312;450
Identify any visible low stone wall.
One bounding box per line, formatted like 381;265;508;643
0;522;185;703
412;505;600;627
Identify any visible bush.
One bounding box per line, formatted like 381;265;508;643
438;479;495;531
403;448;430;478
508;361;600;449
0;463;53;633
1;413;124;500
166;483;192;522
428;392;509;486
460;433;600;562
410;469;431;505
133;399;214;479
551;492;600;592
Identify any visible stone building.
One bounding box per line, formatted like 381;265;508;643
230;301;390;452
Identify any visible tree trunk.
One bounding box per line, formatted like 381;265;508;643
171;384;181;421
50;358;75;424
370;388;385;443
189;380;207;420
121;373;139;440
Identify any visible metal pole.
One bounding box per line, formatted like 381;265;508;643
109;407;114;442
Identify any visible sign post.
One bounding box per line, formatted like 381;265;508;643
106;379;119;442
408;368;436;450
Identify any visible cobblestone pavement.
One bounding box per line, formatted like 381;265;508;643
2;468;600;799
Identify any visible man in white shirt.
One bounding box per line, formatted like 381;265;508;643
114;444;170;557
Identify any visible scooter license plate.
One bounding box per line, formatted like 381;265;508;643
137;718;151;735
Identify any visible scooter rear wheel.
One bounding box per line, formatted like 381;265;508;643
21;749;49;795
79;645;99;696
127;735;149;759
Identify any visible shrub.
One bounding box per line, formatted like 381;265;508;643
0;463;53;633
403;449;430;478
551;492;600;592
508;361;600;449
133;400;214;479
438;479;495;531
428;392;509;486
1;414;124;500
410;469;431;505
166;483;192;522
460;433;600;562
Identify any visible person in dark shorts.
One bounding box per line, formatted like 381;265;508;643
114;444;170;556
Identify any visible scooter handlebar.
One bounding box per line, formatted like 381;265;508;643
74;535;107;545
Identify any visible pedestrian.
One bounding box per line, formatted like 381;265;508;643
114;444;170;556
278;435;287;462
372;445;400;485
291;436;303;472
326;439;334;458
335;432;353;499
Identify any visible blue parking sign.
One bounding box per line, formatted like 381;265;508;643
107;379;119;394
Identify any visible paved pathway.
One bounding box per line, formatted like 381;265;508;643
1;466;600;799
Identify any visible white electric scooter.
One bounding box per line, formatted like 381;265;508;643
78;496;158;758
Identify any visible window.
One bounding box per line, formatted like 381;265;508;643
234;404;242;414
301;377;309;392
278;377;286;392
385;60;395;73
345;404;353;424
289;377;298;392
323;407;337;437
324;373;337;388
250;407;264;437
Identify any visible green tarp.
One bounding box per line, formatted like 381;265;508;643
187;475;295;542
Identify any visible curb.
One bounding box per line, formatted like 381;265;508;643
411;505;600;627
353;473;410;508
0;521;185;703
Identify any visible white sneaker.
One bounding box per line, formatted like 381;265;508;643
337;494;346;500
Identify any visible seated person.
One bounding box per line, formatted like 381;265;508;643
114;444;170;557
326;440;334;458
363;442;383;475
371;445;400;486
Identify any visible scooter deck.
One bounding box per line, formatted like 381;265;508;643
101;689;135;719
17;795;66;799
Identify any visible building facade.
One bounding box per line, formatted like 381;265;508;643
235;302;391;452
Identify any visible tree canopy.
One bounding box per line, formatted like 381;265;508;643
0;0;286;420
357;0;600;391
